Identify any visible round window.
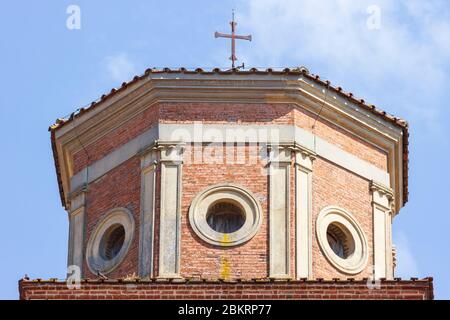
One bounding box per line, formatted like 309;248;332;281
99;224;126;261
189;183;262;247
326;222;355;259
206;201;246;233
316;206;368;274
86;208;135;274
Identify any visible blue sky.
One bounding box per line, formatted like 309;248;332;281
0;0;449;299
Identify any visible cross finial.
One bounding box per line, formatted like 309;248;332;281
214;10;252;69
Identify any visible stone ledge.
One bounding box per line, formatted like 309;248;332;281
19;277;433;300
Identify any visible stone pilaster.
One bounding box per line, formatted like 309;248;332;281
370;181;394;280
67;189;87;276
294;145;315;279
138;150;157;277
157;141;184;278
268;144;292;278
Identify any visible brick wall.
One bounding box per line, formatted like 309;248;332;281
79;146;376;279
72;105;159;174
19;278;434;300
83;157;141;278
292;106;388;170
181;144;269;279
312;158;374;278
71;101;387;280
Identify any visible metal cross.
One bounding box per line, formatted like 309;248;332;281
214;10;252;68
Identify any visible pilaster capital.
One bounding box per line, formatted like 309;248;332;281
140;140;186;163
370;180;394;210
267;143;293;163
68;188;88;213
140;148;158;170
155;140;185;162
293;143;316;171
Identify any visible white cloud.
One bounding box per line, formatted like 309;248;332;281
235;0;450;130
394;231;420;278
103;53;136;83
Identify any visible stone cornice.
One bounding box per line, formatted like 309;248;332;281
58;78;402;153
53;76;406;211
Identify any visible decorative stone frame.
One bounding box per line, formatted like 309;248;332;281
189;183;263;247
86;208;135;274
316;206;368;274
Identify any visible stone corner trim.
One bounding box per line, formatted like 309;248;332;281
268;145;292;278
158;143;184;278
370;180;395;280
294;146;315;279
67;190;88;276
138;149;158;278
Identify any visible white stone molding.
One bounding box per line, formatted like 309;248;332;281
138;150;157;277
294;145;315;279
86;207;135;275
188;183;263;246
158;142;184;278
70;124;390;197
370;180;395;280
67;190;87;276
55;74;405;212
316;206;369;275
268;144;292;278
70;126;158;192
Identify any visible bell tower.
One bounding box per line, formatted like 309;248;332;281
19;67;434;300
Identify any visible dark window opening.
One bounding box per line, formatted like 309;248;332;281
206;201;245;234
